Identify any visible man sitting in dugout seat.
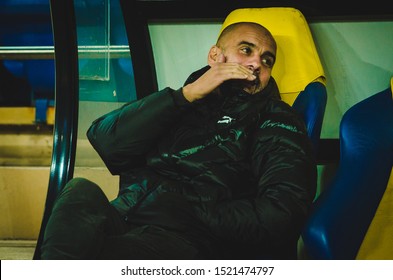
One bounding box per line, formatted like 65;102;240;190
40;20;317;260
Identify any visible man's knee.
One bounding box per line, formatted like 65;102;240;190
54;177;108;209
65;177;100;192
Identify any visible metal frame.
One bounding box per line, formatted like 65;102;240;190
33;0;79;260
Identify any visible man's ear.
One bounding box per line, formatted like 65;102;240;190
208;45;221;66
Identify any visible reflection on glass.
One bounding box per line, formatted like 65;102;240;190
75;0;110;81
74;0;136;103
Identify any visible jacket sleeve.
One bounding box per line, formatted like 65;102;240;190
194;108;317;248
86;87;190;174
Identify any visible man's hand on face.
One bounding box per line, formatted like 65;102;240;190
182;54;256;102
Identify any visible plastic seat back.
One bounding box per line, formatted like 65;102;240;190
302;77;393;259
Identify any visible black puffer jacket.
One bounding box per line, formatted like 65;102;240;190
87;66;317;259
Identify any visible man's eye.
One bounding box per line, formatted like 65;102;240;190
241;47;251;54
262;57;274;68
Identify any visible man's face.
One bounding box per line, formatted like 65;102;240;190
218;24;276;94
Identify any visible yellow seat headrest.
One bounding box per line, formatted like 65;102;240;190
391;76;393;99
220;7;326;105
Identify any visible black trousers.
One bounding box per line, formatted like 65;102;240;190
40;178;204;260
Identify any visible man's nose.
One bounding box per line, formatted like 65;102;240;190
247;56;261;72
247;64;260;75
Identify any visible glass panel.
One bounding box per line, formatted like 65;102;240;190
0;0;54;107
75;0;136;103
74;0;136;199
75;0;110;81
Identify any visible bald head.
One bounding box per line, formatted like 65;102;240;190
207;21;277;94
217;22;277;53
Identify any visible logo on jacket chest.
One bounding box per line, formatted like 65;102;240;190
217;115;236;124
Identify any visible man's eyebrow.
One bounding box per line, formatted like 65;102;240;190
238;41;276;60
238;41;255;48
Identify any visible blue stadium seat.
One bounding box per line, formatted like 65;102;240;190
302;77;393;259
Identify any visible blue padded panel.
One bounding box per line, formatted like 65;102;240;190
25;60;55;94
2;60;26;78
302;86;393;259
292;82;327;152
35;98;49;123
